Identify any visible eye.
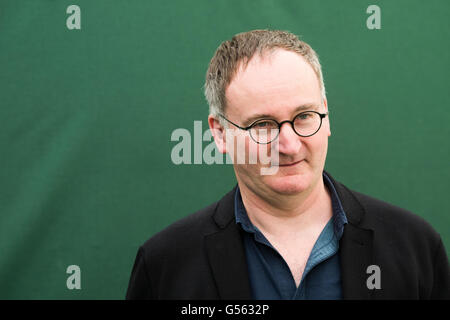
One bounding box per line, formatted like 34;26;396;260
252;120;277;129
255;121;271;128
296;112;313;120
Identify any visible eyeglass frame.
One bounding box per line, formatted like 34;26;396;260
218;110;329;144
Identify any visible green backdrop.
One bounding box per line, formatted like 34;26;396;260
0;0;448;299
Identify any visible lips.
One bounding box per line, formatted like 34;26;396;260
278;160;303;167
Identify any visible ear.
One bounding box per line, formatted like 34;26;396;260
208;115;227;153
323;98;331;137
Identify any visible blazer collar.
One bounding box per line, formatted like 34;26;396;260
205;186;252;299
325;172;375;299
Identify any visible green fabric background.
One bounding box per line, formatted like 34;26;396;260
0;0;448;299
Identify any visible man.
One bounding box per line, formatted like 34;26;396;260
126;30;450;299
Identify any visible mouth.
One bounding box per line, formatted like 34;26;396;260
278;160;304;167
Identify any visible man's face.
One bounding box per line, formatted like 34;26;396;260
224;49;331;197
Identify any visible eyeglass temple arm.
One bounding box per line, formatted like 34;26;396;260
320;111;329;118
218;114;248;130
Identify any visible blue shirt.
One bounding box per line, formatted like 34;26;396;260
234;172;348;299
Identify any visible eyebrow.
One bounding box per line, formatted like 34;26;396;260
243;103;321;126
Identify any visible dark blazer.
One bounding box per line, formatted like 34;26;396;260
126;172;450;299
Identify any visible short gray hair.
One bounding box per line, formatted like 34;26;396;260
204;29;326;120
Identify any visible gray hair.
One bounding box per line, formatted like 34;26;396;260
204;29;326;121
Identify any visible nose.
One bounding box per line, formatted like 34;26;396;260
276;122;302;155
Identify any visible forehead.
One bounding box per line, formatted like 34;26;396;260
225;49;321;117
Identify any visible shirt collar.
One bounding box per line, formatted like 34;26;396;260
323;171;348;239
234;171;348;239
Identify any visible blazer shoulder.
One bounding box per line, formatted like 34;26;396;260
350;188;441;244
140;200;220;254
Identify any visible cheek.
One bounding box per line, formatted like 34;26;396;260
303;134;328;162
323;119;331;137
231;133;275;166
225;131;248;161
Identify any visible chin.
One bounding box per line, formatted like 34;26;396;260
264;173;312;195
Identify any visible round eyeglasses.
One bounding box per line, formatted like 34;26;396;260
219;111;328;144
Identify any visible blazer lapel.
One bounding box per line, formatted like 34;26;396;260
339;223;374;299
204;186;252;299
327;172;375;299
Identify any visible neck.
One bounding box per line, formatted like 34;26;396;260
237;175;332;237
